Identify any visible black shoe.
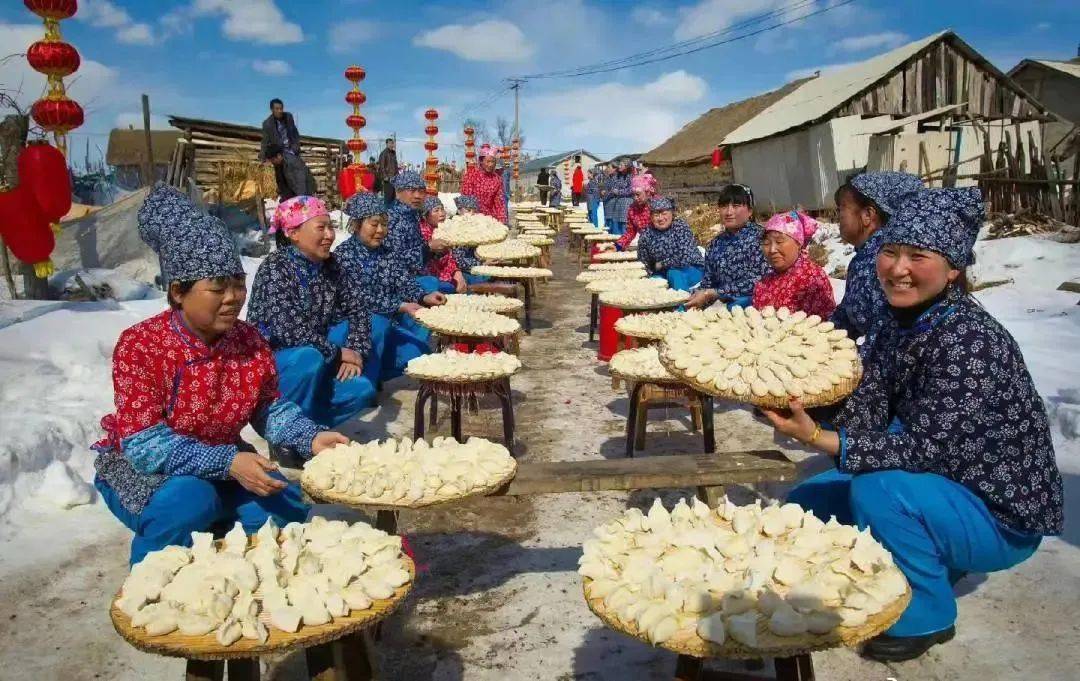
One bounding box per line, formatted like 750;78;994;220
861;626;956;662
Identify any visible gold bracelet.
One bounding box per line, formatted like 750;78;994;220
806;422;822;445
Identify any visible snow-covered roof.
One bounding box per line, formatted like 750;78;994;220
723;31;949;145
1030;60;1080;80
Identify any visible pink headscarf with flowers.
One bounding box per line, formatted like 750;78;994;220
631;172;658;195
270;195;329;235
763;210;819;248
478;143;496;160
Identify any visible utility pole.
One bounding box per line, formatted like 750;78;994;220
509;78;525;198
141;94;154;187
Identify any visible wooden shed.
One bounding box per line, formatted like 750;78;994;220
166;115;345;203
639;79;808;205
105;128;182;190
722;31;1055;211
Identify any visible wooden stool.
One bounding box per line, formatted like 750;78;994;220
413;376;516;455
624;381;715;457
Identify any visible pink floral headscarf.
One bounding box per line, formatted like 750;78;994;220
478;143;496;160
763;210;819;248
631;172;657;195
270;195;329;235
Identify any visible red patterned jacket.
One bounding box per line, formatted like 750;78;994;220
617;200;651;250
460;167;507;223
752;254;836;319
420;220;460;282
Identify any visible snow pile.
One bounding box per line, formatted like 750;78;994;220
50;268;161;302
0;300;165;519
811;221;855;277
971;234;1079;290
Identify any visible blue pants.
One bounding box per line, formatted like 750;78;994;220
97;472;309;565
464;273;490;285
725;295;752;310
789;468;1041;636
369;312;431;382
609;220;627;236
437;280;456;294
664;266;703;292
415;275;440;296
273;321;376;428
587;202;598;226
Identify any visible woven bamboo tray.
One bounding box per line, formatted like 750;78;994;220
110;545;415;661
414;312;521;339
405;363;520;384
583;578;910;659
614;312;687;341
594;251;639;262
471;266;553;280
302;465;517;511
585;234;619;242
443;295;525;314
599;291;690;311
657;343;863;409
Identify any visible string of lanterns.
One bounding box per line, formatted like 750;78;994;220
0;0;81;280
423;109;439;196
463;126;476;169
338;65;368;200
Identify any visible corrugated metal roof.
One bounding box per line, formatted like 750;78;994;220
723;31;949;145
1034;60;1080;79
522;149;598;173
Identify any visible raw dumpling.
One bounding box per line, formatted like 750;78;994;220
726;611;760;647
696;613;726;644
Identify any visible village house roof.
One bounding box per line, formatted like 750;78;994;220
640;80;809;167
522;149;598;173
1008;59;1080;81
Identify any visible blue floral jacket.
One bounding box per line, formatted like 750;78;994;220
701;222;771;299
334;235;425;317
831;228;888;341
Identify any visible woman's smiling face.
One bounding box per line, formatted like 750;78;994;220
876;243;959;307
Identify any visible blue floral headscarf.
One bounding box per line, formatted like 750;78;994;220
850;171;924;217
882;187;984;268
344;192;388;222
391;170;425;190
454;195;479;211
649;196;676;212
423;196;444;215
138;183;242;284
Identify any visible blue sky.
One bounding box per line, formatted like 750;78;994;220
1;0;1077;167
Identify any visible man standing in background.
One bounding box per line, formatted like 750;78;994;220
377;138;398;204
261;98;316;200
537;166;550;206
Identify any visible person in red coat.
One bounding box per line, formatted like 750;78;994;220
752;210;836;318
459;143;507;223
571;158;585;206
420;196;467;293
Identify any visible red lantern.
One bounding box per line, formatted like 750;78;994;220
711;145;724;169
23;0;77;20
17;140;70;222
424;141;438;152
31;97;83;134
464;150;477;160
0;184;55;276
344;65;366;83
346;138;367;153
337;167;358;200
346;114;366;130
425;125;438;136
345;91;366;106
425;157;438;167
26;40;79;77
464;126;474;135
424;108;439;121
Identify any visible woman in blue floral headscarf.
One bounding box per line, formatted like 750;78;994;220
763;187;1063;663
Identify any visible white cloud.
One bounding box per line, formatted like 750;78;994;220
251;59;292;76
1034;22;1051;31
674;0;790;41
77;0;155;45
830;31;908;54
785;60;860;81
528;70;707;147
414;20;533;62
328;20;380;53
189;0;303;45
116;23;154;45
631;6;670;26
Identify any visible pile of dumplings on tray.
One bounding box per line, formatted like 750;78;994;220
469;265;553;279
615;310;697;340
609;347;675;382
580;497;907;650
587;261;646;272
431;213;509;246
585;277;667;294
414;306;521;337
302;436;517;506
442;293;524;314
115;517;411;645
475;239;541;261
576;268;648;283
405;348;521;382
659;305;859;402
593;250;639;262
599;287;690;309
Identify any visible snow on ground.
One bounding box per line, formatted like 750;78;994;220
0;226;1077;679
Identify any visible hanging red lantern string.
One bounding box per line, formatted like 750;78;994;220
463;126;476;169
25;0;82;159
18;140;71;226
339;64;368;200
423;109;439;196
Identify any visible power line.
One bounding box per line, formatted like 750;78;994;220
518;0;857;80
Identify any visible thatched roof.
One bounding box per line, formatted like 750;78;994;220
640;79;809;167
106;129;183;166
